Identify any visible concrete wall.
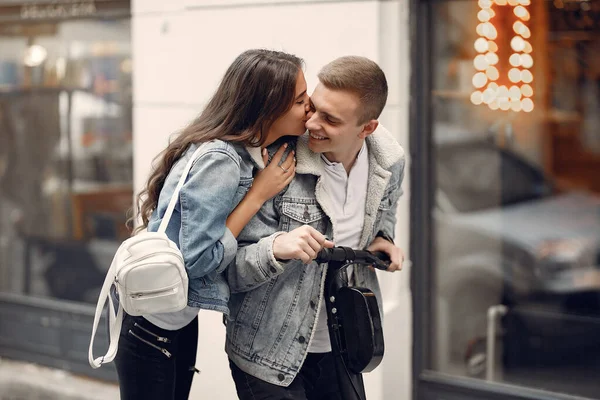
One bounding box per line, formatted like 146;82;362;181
131;1;411;398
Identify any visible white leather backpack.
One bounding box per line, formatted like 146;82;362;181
88;144;206;368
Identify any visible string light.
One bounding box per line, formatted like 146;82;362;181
471;0;534;111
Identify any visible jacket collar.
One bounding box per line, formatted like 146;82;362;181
295;124;403;175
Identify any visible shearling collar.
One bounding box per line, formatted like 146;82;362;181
295;124;403;176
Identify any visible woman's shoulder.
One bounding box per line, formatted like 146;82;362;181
185;140;241;166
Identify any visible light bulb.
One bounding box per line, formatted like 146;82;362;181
489;100;500;110
509;53;521;67
521;54;533;68
473;72;488;88
509;85;522;100
519;0;531;5
471;91;484;105
523;41;533;53
474;55;489;71
514;6;530;21
483;88;496;104
511;100;522;112
511;36;525;52
509;68;522;83
488;41;498;52
478;9;491;22
486;66;500;81
522;98;534;112
521;70;533;83
475;38;490;53
477;23;486;36
521;84;533;97
478;0;493;7
485;52;499;65
488;82;499;91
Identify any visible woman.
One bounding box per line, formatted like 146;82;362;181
114;49;309;400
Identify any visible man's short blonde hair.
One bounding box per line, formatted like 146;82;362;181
317;56;388;124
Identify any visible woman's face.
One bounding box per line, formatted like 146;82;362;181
264;70;309;146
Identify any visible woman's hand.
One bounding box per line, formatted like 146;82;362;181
248;143;296;203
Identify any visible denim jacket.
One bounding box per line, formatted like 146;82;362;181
147;140;255;314
225;126;405;386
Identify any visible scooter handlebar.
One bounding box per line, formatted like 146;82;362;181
316;246;391;270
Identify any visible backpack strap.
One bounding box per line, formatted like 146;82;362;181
158;143;208;234
88;254;123;368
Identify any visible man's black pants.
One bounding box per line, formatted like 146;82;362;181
229;352;343;400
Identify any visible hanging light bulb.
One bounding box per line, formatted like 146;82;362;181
509;68;522;83
475;37;490;52
509;85;522;100
473;72;488;88
521;98;534;112
509;53;522;67
483;88;496;104
520;54;534;68
485;52;499;65
486;66;500;81
511;100;522;112
478;9;491;22
511;36;526;52
521;70;533;83
471;91;484;105
488;41;499;52
474;54;489;70
521;84;533;97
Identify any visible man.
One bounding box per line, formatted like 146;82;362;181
225;56;406;399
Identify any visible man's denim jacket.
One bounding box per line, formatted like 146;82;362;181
147;140;255;314
225;126;405;387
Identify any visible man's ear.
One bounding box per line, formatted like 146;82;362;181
358;120;379;139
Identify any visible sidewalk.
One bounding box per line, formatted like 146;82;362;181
0;358;119;400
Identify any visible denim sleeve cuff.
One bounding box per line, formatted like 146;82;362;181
217;227;237;273
258;232;287;276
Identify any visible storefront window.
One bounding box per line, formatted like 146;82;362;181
430;0;600;397
0;19;132;304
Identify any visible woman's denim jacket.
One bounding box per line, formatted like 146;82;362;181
225;126;405;387
147;140;256;314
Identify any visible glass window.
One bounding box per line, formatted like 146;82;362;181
0;19;132;304
430;0;600;398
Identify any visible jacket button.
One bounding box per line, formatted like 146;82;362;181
270;266;277;273
298;336;306;344
277;373;285;381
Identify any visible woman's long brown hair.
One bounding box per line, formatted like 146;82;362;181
132;49;303;232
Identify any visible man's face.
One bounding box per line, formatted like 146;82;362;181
305;83;366;161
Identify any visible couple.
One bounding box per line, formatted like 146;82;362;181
116;49;406;400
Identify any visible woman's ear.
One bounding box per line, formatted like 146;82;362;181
358;120;379;139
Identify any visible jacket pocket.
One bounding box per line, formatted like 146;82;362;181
280;200;327;232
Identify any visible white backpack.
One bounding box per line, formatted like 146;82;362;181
88;144;206;369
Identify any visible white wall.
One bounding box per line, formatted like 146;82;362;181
132;1;411;399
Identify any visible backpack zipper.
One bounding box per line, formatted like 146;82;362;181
129;286;177;299
129;329;172;357
134;322;171;343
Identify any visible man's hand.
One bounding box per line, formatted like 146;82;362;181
273;225;334;264
367;236;404;272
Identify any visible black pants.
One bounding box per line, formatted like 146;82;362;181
114;313;198;400
229;353;343;400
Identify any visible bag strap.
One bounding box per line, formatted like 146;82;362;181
88;254;123;368
157;143;208;234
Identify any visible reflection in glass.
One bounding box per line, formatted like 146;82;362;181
0;20;132;304
430;0;600;398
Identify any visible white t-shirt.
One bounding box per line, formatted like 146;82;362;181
308;143;369;353
144;306;199;330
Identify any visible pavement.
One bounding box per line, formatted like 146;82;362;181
0;358;119;400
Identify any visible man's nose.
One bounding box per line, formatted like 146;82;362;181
305;112;317;129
